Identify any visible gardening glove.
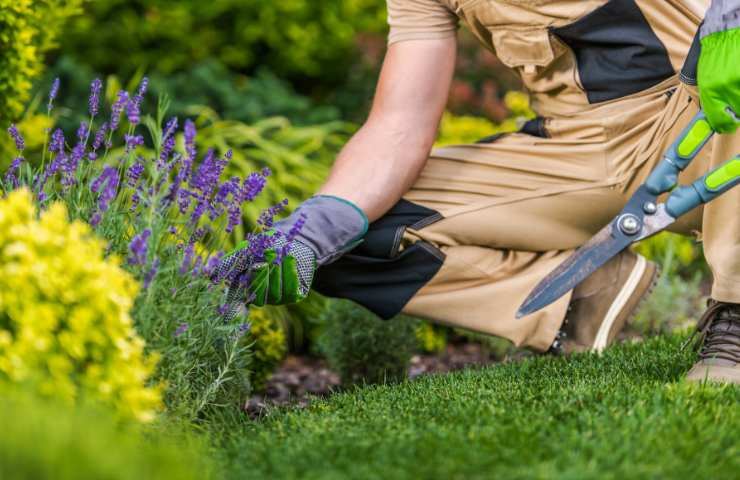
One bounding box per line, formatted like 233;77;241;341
217;195;368;315
698;1;740;133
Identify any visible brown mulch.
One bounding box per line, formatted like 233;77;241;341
244;343;513;418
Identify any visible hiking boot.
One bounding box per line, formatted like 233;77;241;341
548;250;659;354
685;300;740;384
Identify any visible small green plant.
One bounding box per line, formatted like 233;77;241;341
318;300;418;386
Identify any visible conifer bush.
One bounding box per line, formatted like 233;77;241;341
318;300;418;386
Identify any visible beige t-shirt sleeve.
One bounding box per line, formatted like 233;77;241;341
386;0;459;45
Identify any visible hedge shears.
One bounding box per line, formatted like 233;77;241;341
517;110;740;318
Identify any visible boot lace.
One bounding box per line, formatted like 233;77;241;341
685;300;740;364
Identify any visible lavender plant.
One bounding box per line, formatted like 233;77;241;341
1;78;290;423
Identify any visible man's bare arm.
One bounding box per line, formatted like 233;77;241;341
318;37;457;221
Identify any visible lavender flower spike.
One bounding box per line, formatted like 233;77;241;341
88;78;103;117
110;90;129;132
7;124;24;152
174;323;189;338
144;258;159;288
128;229;152;266
47;78;60;112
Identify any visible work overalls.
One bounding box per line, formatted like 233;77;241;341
315;0;740;350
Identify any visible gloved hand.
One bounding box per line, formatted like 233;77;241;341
216;195;368;317
698;2;740;133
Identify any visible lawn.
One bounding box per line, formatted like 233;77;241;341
222;334;739;479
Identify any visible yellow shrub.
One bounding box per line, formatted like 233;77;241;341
0;1;83;125
248;308;288;388
0;189;161;422
415;321;447;354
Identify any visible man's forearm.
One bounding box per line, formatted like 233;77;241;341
317;37;456;221
318;117;435;222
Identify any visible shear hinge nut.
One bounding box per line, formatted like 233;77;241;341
618;214;641;235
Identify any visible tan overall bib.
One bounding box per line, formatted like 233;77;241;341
315;0;740;351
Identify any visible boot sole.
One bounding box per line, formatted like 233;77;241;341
592;255;660;352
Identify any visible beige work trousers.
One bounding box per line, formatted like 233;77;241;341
401;80;740;351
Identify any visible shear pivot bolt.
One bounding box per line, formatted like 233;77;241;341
618;214;641;235
642;201;657;215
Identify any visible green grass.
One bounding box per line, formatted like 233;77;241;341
221;334;738;479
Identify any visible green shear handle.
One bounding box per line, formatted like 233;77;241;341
645;111;716;195
666;156;740;218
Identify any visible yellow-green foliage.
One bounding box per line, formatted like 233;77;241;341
634;231;706;275
249;308;288;388
415;321;447;354
0;0;82;125
436;91;535;146
0;189;161;422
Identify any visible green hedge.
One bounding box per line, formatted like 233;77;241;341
61;0;387;84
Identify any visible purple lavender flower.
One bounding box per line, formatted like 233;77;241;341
190;227;207;244
174;322;189;338
4;157;23;187
137;77;149;97
7;124;24;152
49;128;65;154
246;231;276;261
192;255;203;277
126;161;144;187
144;257;159;288
128;228;151;266
131;190;141;212
190;149;226;195
88;78;102;117
89;122;108;161
125;134;144;153
204;251;224;277
168;226;178;235
261;167;271;177
47;78;60;112
257;199;289;228
126;77;148;125
235;322;251;340
189;197;207;225
90;166;119;225
242;171;268;203
180;243;195;275
110;90;129;132
277;212;307;261
76;122;88;143
158;117;178;167
90;212;102;226
178;189;193;214
183;119;196;176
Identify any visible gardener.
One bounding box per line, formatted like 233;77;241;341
228;0;740;383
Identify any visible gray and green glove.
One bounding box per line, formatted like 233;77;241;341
698;1;740;133
217;195;368;315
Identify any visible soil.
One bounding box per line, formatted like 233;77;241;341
244;343;513;418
